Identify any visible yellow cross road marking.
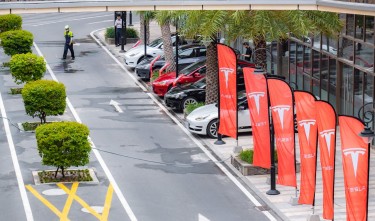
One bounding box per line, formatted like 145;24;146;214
101;184;114;221
60;182;79;221
25;185;67;220
26;183;114;221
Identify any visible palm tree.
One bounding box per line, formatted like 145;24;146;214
138;11;155;45
181;10;342;104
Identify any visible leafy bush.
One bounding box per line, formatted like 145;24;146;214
239;149;278;164
105;27;139;39
0;30;33;56
22;80;66;123
9;53;46;84
105;27;115;38
0;14;22;33
151;70;160;81
185;102;205;115
36;122;91;178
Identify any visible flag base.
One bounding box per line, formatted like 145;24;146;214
214;140;226;145
233;145;243;154
266;189;280;195
306;214;320;221
289;196;299;206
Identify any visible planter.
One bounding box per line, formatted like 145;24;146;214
105;37;115;45
231;155;300;176
126;38;139;44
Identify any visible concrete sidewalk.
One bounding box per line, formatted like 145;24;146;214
94;23;375;221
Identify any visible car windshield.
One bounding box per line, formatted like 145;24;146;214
149;37;163;47
192;78;206;89
180;60;206;75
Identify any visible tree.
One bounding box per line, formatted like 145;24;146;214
0;30;33;56
35;122;91;178
0;14;22;33
181;10;342;104
138;11;155;45
9;53;46;84
22;80;66;123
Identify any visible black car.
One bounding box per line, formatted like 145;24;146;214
164;78;206;111
135;44;206;80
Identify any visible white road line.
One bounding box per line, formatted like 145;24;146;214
90;29;148;92
88;20;113;25
33;42;138;221
27;14;112;27
0;93;34;221
90;28;278;221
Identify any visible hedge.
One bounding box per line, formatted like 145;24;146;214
9;53;46;84
22;80;66;123
0;30;33;56
0;14;22;33
105;27;139;38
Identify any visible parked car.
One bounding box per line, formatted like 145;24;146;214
164;78;206;111
152;59;206;96
186;91;251;138
122;35;188;68
135;44;207;80
153;58;255;97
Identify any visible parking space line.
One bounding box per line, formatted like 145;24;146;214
25;185;64;219
57;183;102;220
61;182;79;220
101;184;114;221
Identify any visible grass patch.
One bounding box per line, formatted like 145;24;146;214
184;102;205;115
22;122;42;131
10;87;22;94
151;70;160;82
38;169;93;183
239;149;278;164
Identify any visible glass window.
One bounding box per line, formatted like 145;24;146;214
312;79;320;99
364;74;374;131
347;14;355;37
312;50;320;79
355;15;365;40
303;46;311;74
365;16;374;43
198;48;206;57
289;41;297;83
297;43;304;89
329;58;337;109
322;36;338;55
303;74;311;91
355;43;374;70
321;54;329;101
339;38;354;61
313;33;321;50
354;69;364;116
341;64;354;115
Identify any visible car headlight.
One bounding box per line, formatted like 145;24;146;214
171;92;186;99
195;115;210;121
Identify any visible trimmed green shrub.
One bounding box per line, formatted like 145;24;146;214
22;80;66;123
36;122;91;178
105;27;115;38
239;149;278;164
9;53;46;84
0;30;33;56
105;27;139;38
0;14;22;33
185;102;205;115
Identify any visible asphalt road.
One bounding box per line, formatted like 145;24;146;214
0;12;277;221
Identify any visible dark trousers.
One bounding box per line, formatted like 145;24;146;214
63;43;75;59
115;28;122;45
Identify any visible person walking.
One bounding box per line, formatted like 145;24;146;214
62;25;75;60
242;42;252;62
114;14;122;47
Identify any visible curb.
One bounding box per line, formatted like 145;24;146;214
91;28;288;221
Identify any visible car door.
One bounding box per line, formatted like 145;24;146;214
238;100;251;129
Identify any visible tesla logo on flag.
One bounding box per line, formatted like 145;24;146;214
220;68;234;89
320;129;335;157
298;119;316;144
343;148;366;178
248;92;265;115
271;105;291;129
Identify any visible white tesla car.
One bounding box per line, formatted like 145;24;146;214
123;36;187;68
186;92;252;138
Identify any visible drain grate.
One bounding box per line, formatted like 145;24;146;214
255;205;271;211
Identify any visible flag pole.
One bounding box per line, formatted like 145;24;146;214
215;42;225;145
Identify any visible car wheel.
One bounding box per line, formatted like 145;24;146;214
182;97;198;110
206;119;218;138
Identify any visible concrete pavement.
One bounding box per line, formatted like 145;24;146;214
95;22;375;221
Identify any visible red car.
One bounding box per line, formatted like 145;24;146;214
152;59;255;97
152;59;206;96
